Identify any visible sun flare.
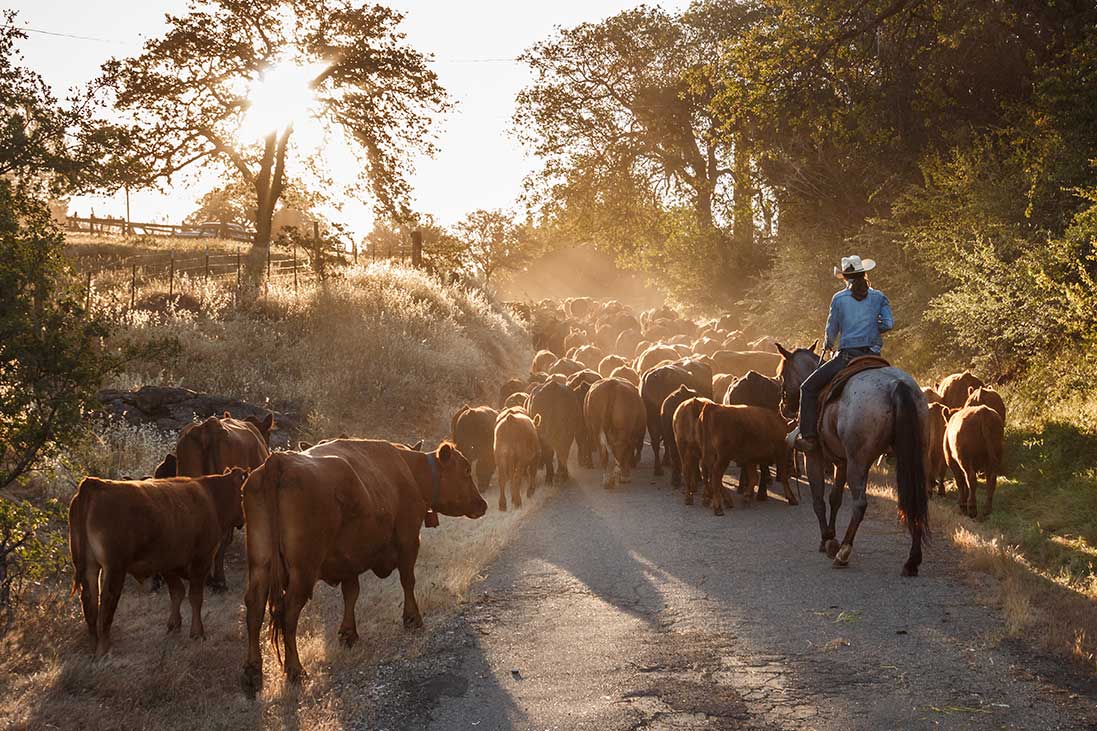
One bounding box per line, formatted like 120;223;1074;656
240;59;324;140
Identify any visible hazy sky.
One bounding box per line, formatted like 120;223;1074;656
10;0;686;237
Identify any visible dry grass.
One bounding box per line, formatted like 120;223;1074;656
0;483;551;730
868;478;1097;673
94;260;531;441
66;232;248;270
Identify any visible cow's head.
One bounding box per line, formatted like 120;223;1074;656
176;416;225;477
211;466;249;529
244;413;276;445
431;442;487;519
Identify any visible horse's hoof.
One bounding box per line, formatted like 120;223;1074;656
901;563;919;577
241;664;263;698
824;539;840;559
832;544;852;567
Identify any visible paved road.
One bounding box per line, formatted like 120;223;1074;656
372;461;1097;730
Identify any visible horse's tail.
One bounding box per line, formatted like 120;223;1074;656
892;381;929;543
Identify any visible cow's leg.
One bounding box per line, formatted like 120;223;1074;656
615;438;633;484
282;570;310;682
757;464;772;501
683;448;697;505
207;528;231;592
555;443;570;483
497;463;509;512
710;454;733;516
165;574;186;633
187;562;208;640
833;462;869;567
982;471;997;520
242;561;270;697
475;459;494;494
398;542;423;630
542;440;555;484
80;560;100;639
736;464;750;495
94;566;125;658
338;576;360;647
513;464;524;509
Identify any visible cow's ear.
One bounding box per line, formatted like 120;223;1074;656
223;466;232;475
261;413;274;431
223;411;231;419
808;339;819;354
533;413;542;428
438;442;453;462
774;342;793;359
298;441;313;450
967;386;975;396
411;439;423;451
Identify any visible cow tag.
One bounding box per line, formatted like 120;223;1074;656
424;510;440;528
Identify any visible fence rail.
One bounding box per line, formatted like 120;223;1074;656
67;215;254;242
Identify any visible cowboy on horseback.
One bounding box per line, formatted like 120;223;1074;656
794;255;894;453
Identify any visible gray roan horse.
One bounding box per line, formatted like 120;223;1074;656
775;344;929;576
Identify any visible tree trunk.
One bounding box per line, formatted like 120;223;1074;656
732;133;755;272
246;129;292;282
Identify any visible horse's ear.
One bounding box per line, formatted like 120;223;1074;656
808;339;819;354
774;342;793;360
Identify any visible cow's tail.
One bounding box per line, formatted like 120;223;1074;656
68;479;95;596
260;453;289;666
892;381;929;543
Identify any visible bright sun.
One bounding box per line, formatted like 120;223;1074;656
240;59;323;140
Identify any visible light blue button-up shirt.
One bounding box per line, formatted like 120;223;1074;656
824;287;894;353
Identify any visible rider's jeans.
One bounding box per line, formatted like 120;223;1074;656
798;347;875;439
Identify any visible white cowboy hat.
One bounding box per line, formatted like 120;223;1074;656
833;255;876;279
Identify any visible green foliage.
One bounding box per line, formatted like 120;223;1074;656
453;209;530;285
0;496;67;632
0;181;114;489
97;0;449;248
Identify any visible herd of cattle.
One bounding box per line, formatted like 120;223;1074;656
65;296;1006;694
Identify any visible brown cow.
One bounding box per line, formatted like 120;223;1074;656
240;440;485;693
69;468;248;657
153;453;177;478
712;373;736;402
936;371;985;409
921;386;944;405
532;349;558;373
698;403;794;515
566;370;602;468
692;337;724;357
550;357;585;377
710;350;781;378
598;354;629;377
944;405;1004;519
503;391;530;410
723;370;781;410
660;385;699;489
635;344;680;375
573;344;606;371
175;413;271;590
499;377;526;408
673;396;713;503
528;380;580;483
615;329;643;357
641;362;714;476
610;365;641;387
494;410;542;511
451;405;499;491
965;386;1006;425
926;402;949;496
585;377;646;489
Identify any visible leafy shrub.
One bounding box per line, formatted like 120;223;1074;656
0;497;67;635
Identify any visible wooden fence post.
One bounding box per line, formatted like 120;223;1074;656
130;263;136;310
293;239;298;294
411;229;423;268
313;221;322;281
204;246;210;282
235;247;241;306
353;240;358;266
85;271;92;313
168;250;175;298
